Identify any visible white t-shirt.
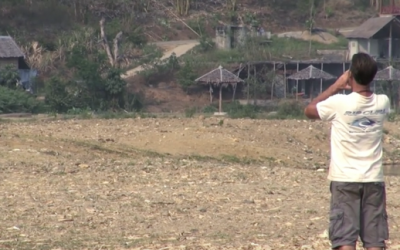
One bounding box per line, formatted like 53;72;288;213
316;92;390;182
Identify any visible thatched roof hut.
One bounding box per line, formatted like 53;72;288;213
375;66;400;81
287;65;335;80
195;65;243;113
195;65;243;86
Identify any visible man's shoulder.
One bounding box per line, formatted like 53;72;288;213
329;93;347;101
374;93;390;101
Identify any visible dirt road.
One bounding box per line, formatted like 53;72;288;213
121;40;200;79
121;25;355;80
0;117;399;249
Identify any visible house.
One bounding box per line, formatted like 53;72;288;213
346;16;400;61
0;36;36;92
215;25;248;50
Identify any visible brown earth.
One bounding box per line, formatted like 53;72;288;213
1;117;400;250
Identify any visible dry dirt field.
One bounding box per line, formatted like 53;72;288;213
1;116;400;250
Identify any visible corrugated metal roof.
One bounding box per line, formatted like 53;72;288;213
346;16;397;39
0;36;24;58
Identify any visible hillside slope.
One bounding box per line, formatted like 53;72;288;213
0;0;382;112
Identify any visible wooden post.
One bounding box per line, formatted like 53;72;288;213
254;66;257;104
398;81;400;113
342;62;345;94
232;83;237;101
310;81;314;100
320;62;323;94
296;61;299;100
247;63;250;104
284;63;287;99
219;85;223;113
209;83;213;104
233;63;243;101
389;22;393;62
271;62;275;100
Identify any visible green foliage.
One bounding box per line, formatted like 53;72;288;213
44;77;79;113
104;18;146;47
0;65;20;89
198;36;215;52
177;58;197;90
224;101;260;119
244;12;259;27
203;105;218;113
185;107;197;118
0;86;45;114
66;107;93;119
189;35;347;67
45;45;140;113
139;44;164;66
275;100;305;119
139;53;180;83
187;17;207;36
325;7;334;18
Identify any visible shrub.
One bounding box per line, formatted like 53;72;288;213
0;65;20;89
0;86;46;114
275;100;305;119
225;101;260;119
185;107;197;118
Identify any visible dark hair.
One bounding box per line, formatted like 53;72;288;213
350;52;378;86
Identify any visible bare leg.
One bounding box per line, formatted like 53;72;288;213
366;248;385;250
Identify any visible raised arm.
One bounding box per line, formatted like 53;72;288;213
304;71;351;120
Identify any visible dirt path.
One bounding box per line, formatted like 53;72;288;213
121;26;355;80
121;40;200;79
0;117;399;250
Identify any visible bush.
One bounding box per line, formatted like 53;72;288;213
185;107;197;118
44;45;142;113
275;100;305;119
0;86;46;114
177;58;197;90
224;101;260;119
44;77;80;113
0;65;20;89
203;105;218;113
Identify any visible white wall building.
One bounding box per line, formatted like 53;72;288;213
346;16;400;61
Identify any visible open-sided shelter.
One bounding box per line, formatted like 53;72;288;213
195;65;243;113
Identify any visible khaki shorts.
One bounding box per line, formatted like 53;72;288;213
329;182;389;249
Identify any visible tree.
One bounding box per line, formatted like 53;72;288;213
176;0;190;16
227;0;237;11
99;17;123;67
306;0;316;56
177;58;196;91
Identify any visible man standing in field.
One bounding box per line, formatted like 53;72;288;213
304;52;390;250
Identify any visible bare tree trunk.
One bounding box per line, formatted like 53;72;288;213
308;0;314;56
113;31;123;67
176;0;191;16
100;18;115;67
100;18;123;67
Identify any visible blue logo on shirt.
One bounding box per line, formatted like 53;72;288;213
350;117;377;129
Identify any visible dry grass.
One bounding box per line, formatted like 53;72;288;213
0;117;400;250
